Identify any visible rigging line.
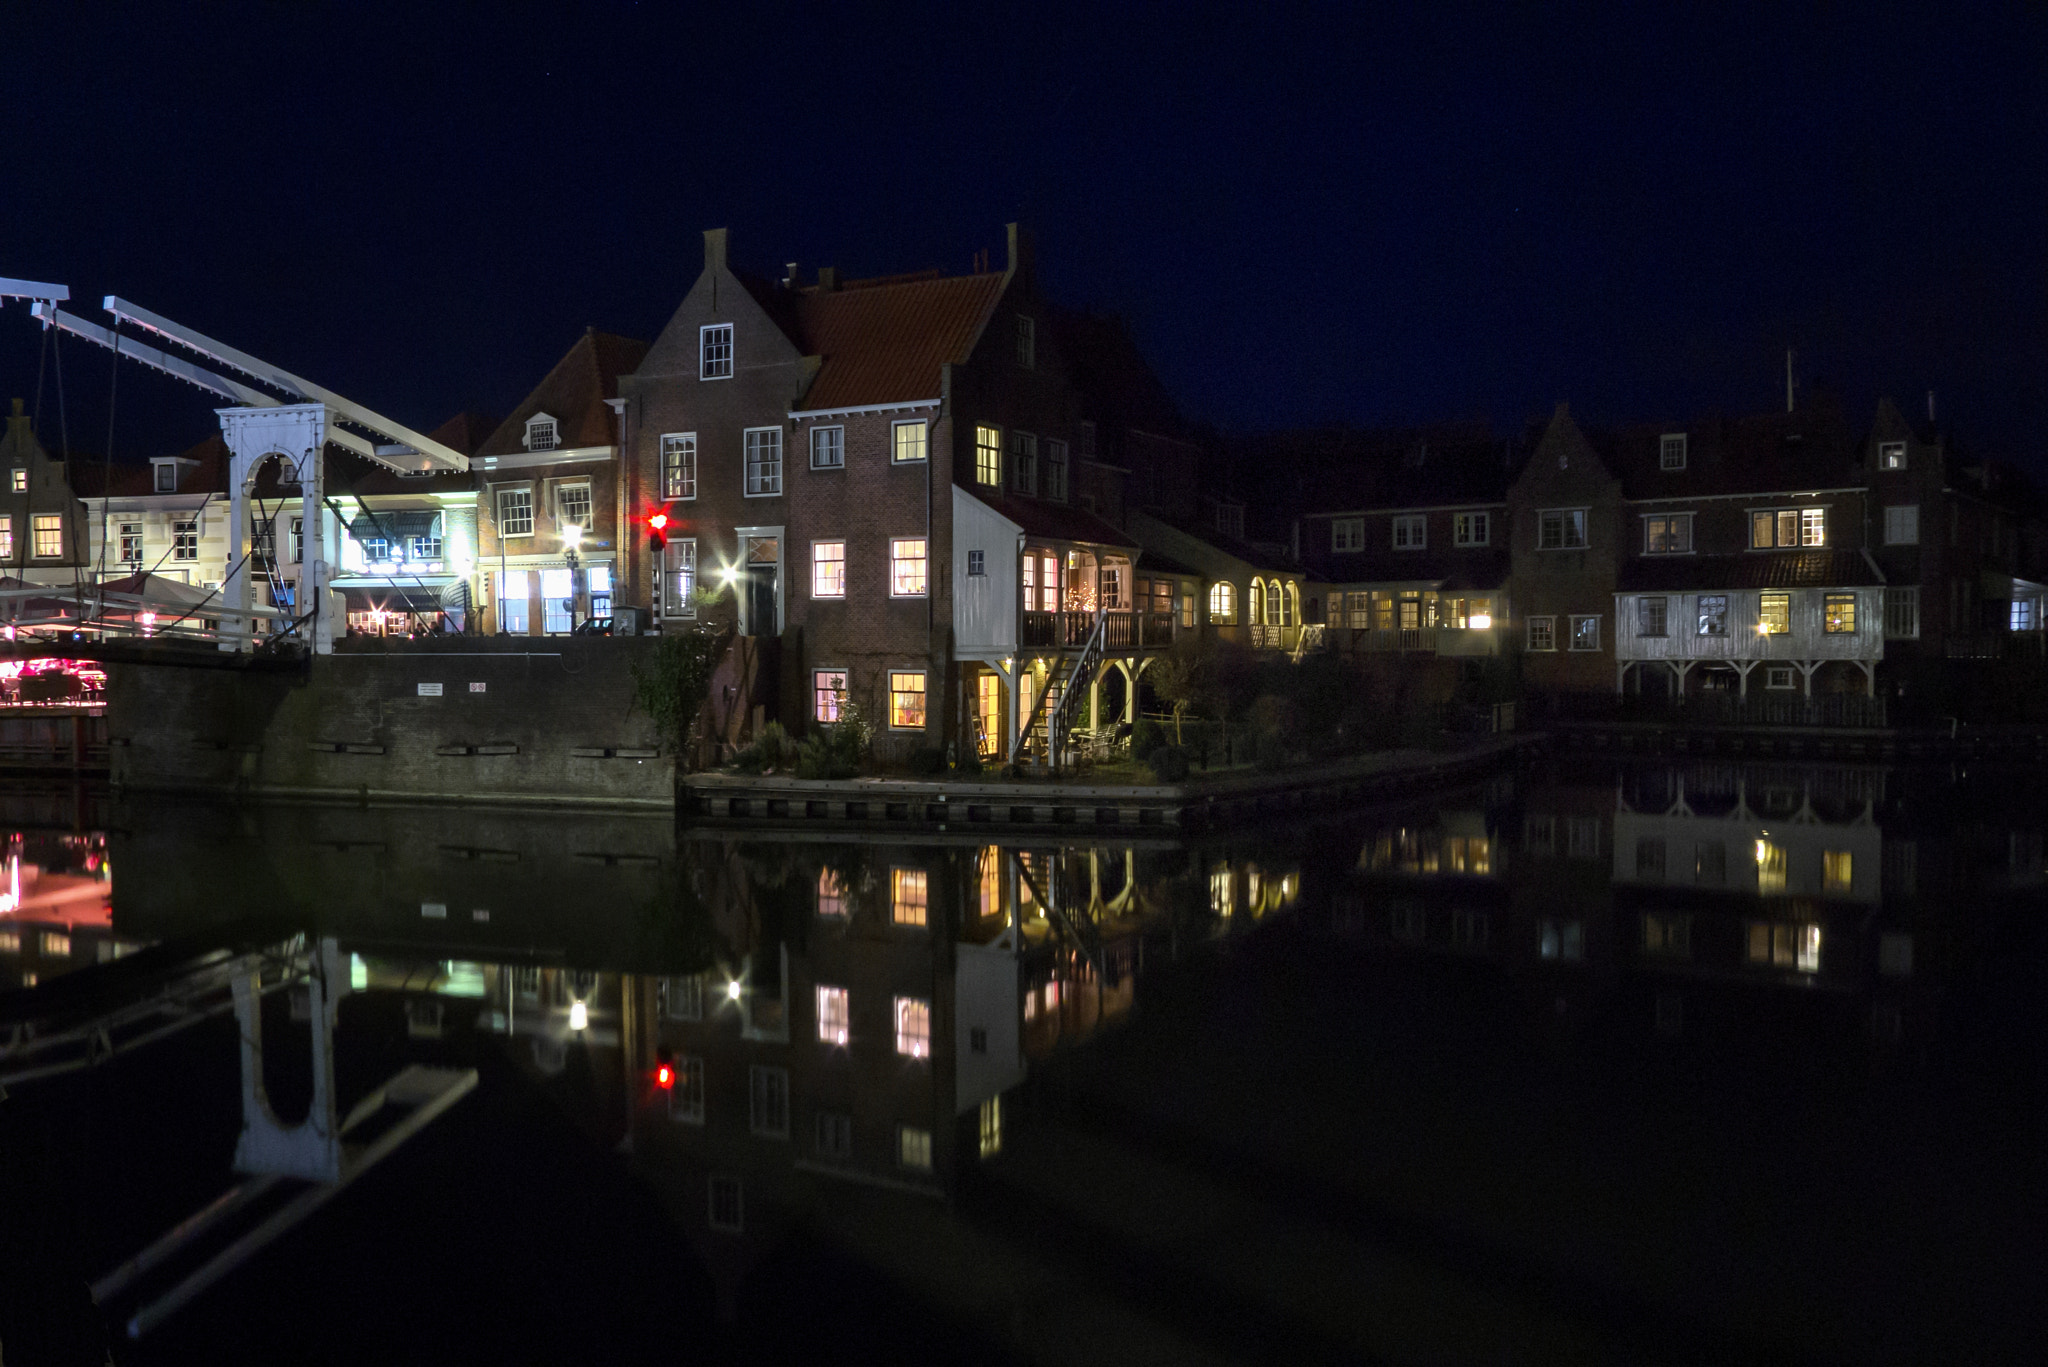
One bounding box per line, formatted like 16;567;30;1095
95;317;122;600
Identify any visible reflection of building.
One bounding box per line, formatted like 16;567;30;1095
0;831;117;991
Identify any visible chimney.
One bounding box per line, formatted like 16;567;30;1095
1785;347;1797;413
704;227;729;273
1927;389;1936;425
783;261;799;289
1005;222;1033;276
817;266;837;292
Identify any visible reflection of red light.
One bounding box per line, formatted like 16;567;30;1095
655;1062;675;1090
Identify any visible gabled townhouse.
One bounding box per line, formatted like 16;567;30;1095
618;224;1191;764
2;398;94;587
475;329;647;635
74;433;234;593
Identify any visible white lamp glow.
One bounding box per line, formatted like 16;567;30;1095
568;1000;588;1031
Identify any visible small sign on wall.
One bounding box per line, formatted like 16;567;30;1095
469;682;486;693
418;682;443;697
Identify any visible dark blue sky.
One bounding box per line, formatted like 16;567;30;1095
5;2;2044;469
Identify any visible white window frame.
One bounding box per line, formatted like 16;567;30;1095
118;521;143;564
1044;439;1069;501
1885;586;1919;639
661;432;697;500
892;419;928;464
663;538;697;619
1884;504;1919;546
1009;431;1037;496
1643;511;1693;555
888;671;927;730
743;427;783;497
1636;596;1668;637
700;323;733;380
523;413;558;452
889;538;927;597
810;425;845;470
1765;665;1796;690
1539;508;1588;550
1391;514;1426;550
172;518;199;561
1331;518;1364;553
495;485;535;539
748;1065;790;1139
1879;441;1907;471
1823;593;1858;634
554;481;593;532
1568;614;1601;652
1527;615;1556;651
967;549;985;576
1697;594;1729;636
1659;433;1687;470
811;539;846;598
8;468;24;493
816;986;850;1046
1208;581;1235;623
153;462;177;493
975;426;1002;487
32;514;64;559
814;669;847;723
893;995;932;1058
1453;511;1490;547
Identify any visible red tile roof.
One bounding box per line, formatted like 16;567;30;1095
783;273;1007;412
961;488;1138;551
477;329;648;458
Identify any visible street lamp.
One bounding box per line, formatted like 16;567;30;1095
562;523;583;632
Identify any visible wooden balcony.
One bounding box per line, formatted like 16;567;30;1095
1021;610;1178;652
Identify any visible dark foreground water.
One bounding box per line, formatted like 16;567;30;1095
1;755;2044;1365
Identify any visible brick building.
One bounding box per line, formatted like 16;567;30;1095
1;398;91;587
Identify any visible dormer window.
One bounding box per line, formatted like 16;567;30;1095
1214;503;1244;539
524;415;559;452
153;461;177;493
1879;441;1907;471
1659;433;1687;470
700;323;733;380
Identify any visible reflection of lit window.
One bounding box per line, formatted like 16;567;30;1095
817;868;846;918
670;1056;704;1124
898;1125;933;1170
1755;840;1787;893
708;1175;742;1232
0;929;18;953
1209;866;1233;916
1748;922;1822;973
1539;918;1584;961
1643;913;1692;958
42;932;70;958
891;868;927;926
1823;850;1853;894
979;1097;1003;1158
978;847;1003;919
816;985;849;1046
894;996;931;1058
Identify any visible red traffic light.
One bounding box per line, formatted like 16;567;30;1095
655;1062;675;1090
647;510;669;553
647;512;669;532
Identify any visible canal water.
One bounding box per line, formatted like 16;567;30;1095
1;756;2043;1364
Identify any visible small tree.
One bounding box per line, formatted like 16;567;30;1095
1147;635;1217;744
629;628;722;765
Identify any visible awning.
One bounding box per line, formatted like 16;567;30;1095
341;586;452;615
348;511;440;542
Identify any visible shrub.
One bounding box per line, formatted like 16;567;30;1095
1146;745;1190;783
907;745;947;775
1254;730;1290;771
627;629;722;764
1130;718;1166;760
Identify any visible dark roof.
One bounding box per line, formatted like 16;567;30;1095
1601;398;1861;501
478;330;647;458
962;488;1137;551
1245;423;1517;520
1044;305;1188;441
1135;508;1301;575
1618;550;1884;592
70;434;231;497
425;410;501;457
1302;545;1511;590
782;272;1007;412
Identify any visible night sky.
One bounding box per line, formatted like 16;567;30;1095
5;3;2044;471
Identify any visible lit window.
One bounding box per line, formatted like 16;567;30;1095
33;515;63;559
816;986;850;1046
979;1097;1003;1158
1043;439;1068;500
555;483;592;531
1759;593;1790;635
1181;586;1196;628
172;519;199;561
975;425;1002;486
118;522;143;564
1747;921;1821;974
1539;509;1587;550
708;1175;742;1232
662;433;697;499
1879;441;1907;470
894;996;931;1059
816;866;846;917
814;669;847;723
810;425;844;470
1755;840;1788;892
1643;913;1692;958
892;420;928;463
525;416;558;451
1885;587;1919;639
967;549;985;577
1659;433;1687;470
1331;518;1364;552
9;468;24;492
1697;595;1728;636
1392;514;1426;549
1208;581;1236;623
663;538;697;619
976;845;1003;919
1009;431;1037;495
1016;314;1035;368
1453;511;1490;547
744;428;782;496
898;1125;933;1170
1823;851;1853;894
700;324;733;380
669;1056;705;1124
1824;594;1857;633
749;1065;789;1138
890;538;927;596
1636;597;1668;637
1569;615;1600;651
1751;508;1827;548
2013;598;2039;633
1644;513;1692;554
1884;505;1919;545
1526;615;1555;651
891;868;927;925
497;570;530;633
496;487;534;538
811;540;845;597
1802;508;1827;546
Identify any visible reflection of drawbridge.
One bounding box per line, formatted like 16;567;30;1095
87;937;476;1340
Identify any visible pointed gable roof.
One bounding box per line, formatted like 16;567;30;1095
478;329;648;458
782;272;1007;412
